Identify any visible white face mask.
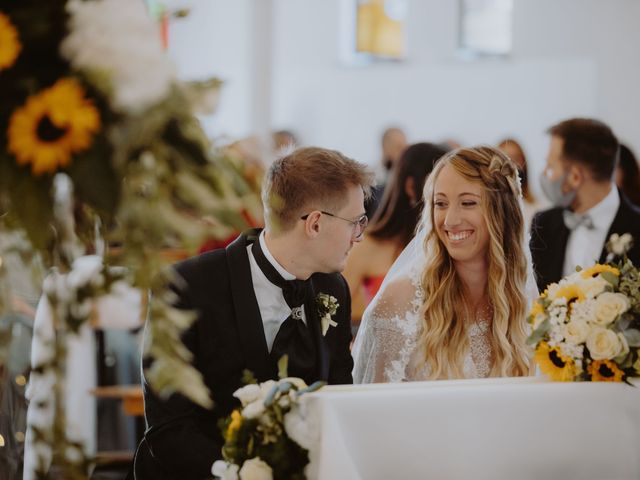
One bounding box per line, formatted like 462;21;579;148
539;170;576;208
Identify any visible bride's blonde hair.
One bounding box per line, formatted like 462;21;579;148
418;146;530;378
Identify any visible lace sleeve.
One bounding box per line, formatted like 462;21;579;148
352;270;423;383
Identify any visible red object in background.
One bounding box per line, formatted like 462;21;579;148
198;209;262;254
160;11;169;50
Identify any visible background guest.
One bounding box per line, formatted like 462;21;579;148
498;138;546;227
366;126;408;218
344;142;448;330
615;143;640;206
531;118;640;292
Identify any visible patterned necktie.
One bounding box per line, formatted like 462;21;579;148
251;239;317;384
563;210;595;230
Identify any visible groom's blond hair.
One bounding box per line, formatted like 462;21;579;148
262;147;373;233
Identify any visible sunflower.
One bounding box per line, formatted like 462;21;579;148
535;342;576;381
8;78;101;175
588;359;624;382
581;264;620;279
553;284;585;305
0;12;21;70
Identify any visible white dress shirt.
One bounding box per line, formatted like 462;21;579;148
563;187;619;277
247;231;306;352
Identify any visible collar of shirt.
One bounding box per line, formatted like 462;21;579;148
248;231;307;351
582;186;619;231
259;230;297;280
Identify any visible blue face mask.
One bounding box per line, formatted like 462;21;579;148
539;170;576;208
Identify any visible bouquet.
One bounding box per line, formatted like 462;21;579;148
528;233;640;382
213;361;323;480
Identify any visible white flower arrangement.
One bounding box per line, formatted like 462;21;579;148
213;361;323;480
61;0;175;113
316;292;339;336
528;234;640;382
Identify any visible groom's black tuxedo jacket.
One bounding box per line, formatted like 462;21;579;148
530;191;640;293
135;230;353;480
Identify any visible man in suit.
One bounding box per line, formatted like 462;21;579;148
134;147;374;479
531;118;640;293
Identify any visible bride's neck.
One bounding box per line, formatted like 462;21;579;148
454;258;488;307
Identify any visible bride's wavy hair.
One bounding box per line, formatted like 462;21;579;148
417;146;530;378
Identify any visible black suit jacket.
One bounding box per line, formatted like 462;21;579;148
530;191;640;292
134;230;353;480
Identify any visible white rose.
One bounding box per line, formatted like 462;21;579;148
242;400;265;420
239;457;273;480
577;277;608;298
233;384;262;406
259;380;277;399
563;319;590;345
283;397;320;451
586;327;625;360
593;292;630;326
634;355;640;374
212;460;239;480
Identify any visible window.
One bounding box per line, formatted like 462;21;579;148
458;0;513;58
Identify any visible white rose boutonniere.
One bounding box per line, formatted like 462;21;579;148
607;233;633;257
316;293;339;336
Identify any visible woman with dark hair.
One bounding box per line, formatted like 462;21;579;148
616;144;640;206
344;142;448;328
498;138;546;226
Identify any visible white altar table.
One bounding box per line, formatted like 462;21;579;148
311;377;640;480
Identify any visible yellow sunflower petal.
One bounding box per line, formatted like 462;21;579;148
553;284;585;304
0;12;22;70
581;264;620;279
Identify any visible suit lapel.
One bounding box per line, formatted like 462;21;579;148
306;278;330;381
225;229;274;381
549;211;570;285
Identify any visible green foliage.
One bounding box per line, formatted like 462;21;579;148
0;1;260;478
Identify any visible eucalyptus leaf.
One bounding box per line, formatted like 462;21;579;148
297;380;326;395
623;328;640;347
263;384;280;408
278;355;289;380
526;318;550;346
601;271;620;288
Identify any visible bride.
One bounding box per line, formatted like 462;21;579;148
352;145;538;383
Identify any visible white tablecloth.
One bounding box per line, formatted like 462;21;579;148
310;377;640;480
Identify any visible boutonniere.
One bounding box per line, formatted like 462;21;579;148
316;293;339;336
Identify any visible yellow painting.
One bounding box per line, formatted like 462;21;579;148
356;0;406;58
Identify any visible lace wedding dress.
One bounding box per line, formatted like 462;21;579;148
352;229;539;383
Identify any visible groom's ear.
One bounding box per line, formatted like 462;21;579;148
302;211;322;237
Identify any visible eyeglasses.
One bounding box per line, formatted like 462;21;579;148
300;210;369;239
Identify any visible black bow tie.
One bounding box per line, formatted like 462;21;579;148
251;239;310;309
563;210;595;230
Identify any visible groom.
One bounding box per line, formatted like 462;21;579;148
134;147;374;479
